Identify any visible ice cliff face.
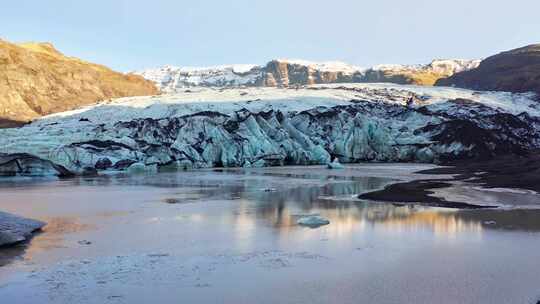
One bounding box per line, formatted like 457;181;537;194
136;59;480;92
0;84;538;177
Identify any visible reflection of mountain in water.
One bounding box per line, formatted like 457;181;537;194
219;172;540;236
49;170;540;235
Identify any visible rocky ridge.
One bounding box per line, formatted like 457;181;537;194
436;44;540;94
0;39;159;125
137;59;480;92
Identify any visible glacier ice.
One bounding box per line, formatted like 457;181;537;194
327;159;345;169
0;84;539;177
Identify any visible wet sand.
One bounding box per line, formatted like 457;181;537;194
1;164;540;304
358;180;495;209
359;153;540;208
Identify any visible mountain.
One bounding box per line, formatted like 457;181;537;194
363;59;480;86
136;59;480;92
1;84;538;176
0;39;159;126
436;44;540;94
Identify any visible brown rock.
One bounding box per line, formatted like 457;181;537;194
436;44;540;94
261;60;358;87
0;39;159;125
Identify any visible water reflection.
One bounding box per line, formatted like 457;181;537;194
2;167;540;268
126;169;540;236
0;242;29;267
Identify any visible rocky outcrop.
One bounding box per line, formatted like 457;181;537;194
138;59;480;92
0;39;159;125
0;211;45;247
436;44;540;94
362;59;480;86
260;60;362;87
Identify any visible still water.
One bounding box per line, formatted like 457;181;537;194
0;164;539;304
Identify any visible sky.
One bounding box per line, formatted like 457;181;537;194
1;0;539;72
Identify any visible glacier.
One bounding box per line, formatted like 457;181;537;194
0;84;539;177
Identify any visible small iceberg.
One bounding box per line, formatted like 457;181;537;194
126;162;158;174
297;215;330;228
0;211;45;247
326;159;344;170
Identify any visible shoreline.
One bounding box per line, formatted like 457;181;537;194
358;153;540;209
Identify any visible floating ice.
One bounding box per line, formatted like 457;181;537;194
297;215;330;228
327;159;345;169
0;211;45;247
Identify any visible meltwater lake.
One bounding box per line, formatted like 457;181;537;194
1;164;539;304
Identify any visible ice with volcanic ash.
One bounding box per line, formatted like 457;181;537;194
0;83;539;176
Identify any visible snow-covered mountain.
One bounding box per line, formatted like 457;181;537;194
1;84;538;177
137;64;263;90
136;59;480;92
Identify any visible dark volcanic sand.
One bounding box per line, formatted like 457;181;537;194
0;119;26;129
420;153;540;192
359;181;494;209
359;153;540;208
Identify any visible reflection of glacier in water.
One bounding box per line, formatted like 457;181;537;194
2;165;540;304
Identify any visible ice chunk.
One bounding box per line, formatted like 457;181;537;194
126;163;158;174
297;215;330;228
0;211;45;247
327;159;344;169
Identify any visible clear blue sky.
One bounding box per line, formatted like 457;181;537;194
2;0;539;72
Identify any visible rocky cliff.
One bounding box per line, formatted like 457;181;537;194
137;59;480;92
363;59;481;86
0;39;159;126
436;44;540;94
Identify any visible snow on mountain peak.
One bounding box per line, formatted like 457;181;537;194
136;58;481;92
274;59;364;74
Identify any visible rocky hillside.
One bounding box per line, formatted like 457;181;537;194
363;59;480;86
137;59;479;92
0;39;159;126
436;44;540;94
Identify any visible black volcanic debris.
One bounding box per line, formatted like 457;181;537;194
3;96;540;177
358;180;493;209
360;151;540;206
2;84;540;178
72;140;135;151
0;153;73;177
101;101;532;168
95;158;113;170
113;159;138;170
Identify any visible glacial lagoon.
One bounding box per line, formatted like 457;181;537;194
1;164;539;304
